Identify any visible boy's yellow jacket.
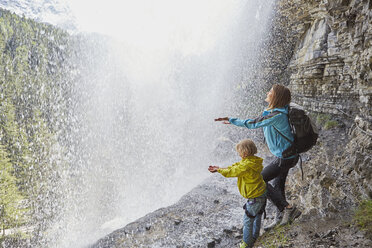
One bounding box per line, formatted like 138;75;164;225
217;156;266;199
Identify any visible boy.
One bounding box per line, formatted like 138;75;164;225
208;139;266;248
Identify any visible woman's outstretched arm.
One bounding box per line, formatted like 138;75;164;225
226;112;283;129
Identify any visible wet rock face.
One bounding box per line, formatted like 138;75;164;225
272;0;372;218
285;120;372;218
279;217;372;248
279;0;372;118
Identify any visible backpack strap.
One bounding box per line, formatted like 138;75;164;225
273;126;304;180
273;109;295;134
272;126;293;145
299;155;303;180
271;111;304;179
287;105;295;133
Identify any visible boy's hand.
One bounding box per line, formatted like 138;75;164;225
214;117;230;124
208;165;219;173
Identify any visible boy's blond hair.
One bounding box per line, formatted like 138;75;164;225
236;139;257;158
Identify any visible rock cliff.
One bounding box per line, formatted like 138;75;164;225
92;176;246;248
273;0;372;118
275;0;372;217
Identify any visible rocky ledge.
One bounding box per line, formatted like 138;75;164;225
91;175;245;248
90;174;371;248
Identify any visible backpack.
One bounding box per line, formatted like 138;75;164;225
273;103;318;180
274;103;319;158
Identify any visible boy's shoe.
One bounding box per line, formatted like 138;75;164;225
263;211;283;232
239;241;248;248
280;205;301;226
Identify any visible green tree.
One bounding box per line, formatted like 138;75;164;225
0;144;25;237
0;7;78;244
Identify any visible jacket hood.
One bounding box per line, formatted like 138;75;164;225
270;105;289;114
242;156;263;173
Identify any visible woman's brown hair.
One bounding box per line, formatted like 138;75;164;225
268;84;291;109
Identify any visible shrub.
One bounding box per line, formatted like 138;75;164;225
256;225;291;247
324;120;339;130
316;114;339;130
316;113;330;125
353;199;372;239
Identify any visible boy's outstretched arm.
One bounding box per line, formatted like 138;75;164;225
217;162;247;177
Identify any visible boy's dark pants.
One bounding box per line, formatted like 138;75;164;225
261;156;299;212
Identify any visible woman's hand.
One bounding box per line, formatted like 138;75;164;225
214;117;230;124
208;165;219;173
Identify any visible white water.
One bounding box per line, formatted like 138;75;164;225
44;0;275;247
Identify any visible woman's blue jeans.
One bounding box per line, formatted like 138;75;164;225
243;192;267;247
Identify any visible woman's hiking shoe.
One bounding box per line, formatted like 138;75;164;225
279;205;301;226
291;207;302;220
279;207;292;226
263;211;283;231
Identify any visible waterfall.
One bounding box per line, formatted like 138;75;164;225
42;0;275;247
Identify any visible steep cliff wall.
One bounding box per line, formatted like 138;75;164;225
272;0;372;217
275;0;372;118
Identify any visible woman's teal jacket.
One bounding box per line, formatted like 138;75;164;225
229;106;294;159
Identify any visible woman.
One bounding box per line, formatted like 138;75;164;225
215;84;301;230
